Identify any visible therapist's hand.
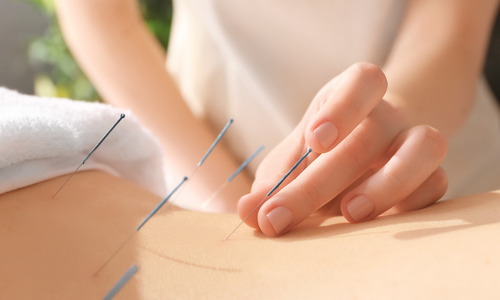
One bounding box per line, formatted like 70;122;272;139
237;62;448;237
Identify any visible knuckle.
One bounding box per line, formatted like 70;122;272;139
431;168;449;197
297;183;321;212
415;125;448;161
381;169;406;199
329;100;361;129
349;62;388;92
341;135;368;170
341;95;362;120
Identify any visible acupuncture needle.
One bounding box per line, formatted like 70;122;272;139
224;148;313;240
52;113;126;198
199;118;234;168
169;118;233;205
136;176;188;231
94;176;188;276
102;264;138;300
201;144;265;208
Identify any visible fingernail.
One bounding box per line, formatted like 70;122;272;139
266;206;293;235
314;122;338;149
346;195;374;222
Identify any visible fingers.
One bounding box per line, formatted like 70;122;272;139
305;62;387;153
238;62;447;237
251;102;403;237
238;135;315;229
341;125;448;223
239;63;389;230
389;167;448;214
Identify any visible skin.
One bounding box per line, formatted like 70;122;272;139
54;0;500;236
239;0;500;236
1;170;499;299
54;0;252;212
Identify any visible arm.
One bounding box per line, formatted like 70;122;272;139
238;0;499;236
54;0;251;211
384;0;500;137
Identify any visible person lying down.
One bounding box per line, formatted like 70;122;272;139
1;88;499;299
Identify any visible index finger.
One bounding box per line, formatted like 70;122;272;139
305;62;387;153
256;101;402;236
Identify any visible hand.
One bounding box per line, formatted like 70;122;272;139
238;62;448;237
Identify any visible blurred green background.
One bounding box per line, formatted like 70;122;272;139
25;0;172;102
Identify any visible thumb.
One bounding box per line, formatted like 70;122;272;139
237;140;314;229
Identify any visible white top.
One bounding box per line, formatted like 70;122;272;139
167;0;500;198
0;88;166;196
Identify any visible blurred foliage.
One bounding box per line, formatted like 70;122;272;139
25;0;173;101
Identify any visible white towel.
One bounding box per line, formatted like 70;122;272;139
0;87;166;196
